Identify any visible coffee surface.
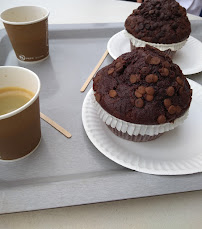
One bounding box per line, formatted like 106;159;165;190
0;87;34;115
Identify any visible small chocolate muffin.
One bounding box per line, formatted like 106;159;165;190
124;0;191;56
93;45;192;141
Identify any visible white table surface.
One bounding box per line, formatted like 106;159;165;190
0;1;202;228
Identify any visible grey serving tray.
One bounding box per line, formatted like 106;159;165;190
0;22;202;214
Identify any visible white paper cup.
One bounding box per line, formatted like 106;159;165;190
0;66;41;161
0;6;49;62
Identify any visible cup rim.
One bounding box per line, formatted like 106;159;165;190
0;5;49;25
0;66;41;120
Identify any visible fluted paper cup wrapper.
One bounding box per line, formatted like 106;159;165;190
91;89;189;141
124;30;187;52
107;126;163;142
0;6;49;62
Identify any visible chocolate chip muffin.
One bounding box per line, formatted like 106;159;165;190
124;0;191;57
93;45;192;142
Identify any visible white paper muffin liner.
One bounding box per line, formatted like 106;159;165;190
107;126;163;142
124;30;187;52
91;89;189;137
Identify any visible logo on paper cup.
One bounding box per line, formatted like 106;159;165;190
19;55;25;61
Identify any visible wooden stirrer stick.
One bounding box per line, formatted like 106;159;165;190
80;49;108;92
40;112;72;138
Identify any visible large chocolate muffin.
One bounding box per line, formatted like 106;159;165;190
93;45;192;126
125;0;191;44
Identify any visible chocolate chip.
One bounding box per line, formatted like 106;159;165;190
149;9;155;15
141;67;150;75
135;98;144;108
115;62;122;68
176;76;183;85
145;74;158;83
135;27;140;33
130;21;135;29
168;105;176;114
143;12;149;18
176;106;182;114
172;23;178;29
138;23;144;30
166;86;175;96
95;93;101;102
159;31;165;38
125;18;131;26
94;73;102;83
157;115;166;124
159;68;169;76
145;94;154;101
162;61;170;68
169;70;175;78
145;24;151;30
145;74;153;83
108;68;114;75
152;74;158;83
135;90;142;98
145;86;155;95
145;55;152;64
115;62;123;72
179;87;184;95
149;56;161;65
109;90;117;98
137;86;146;94
164;98;171;108
130;74;140;83
137;32;144;39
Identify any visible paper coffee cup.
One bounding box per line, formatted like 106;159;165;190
0;66;41;161
0;6;49;62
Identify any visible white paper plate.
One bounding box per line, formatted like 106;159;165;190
82;79;202;175
107;30;202;75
